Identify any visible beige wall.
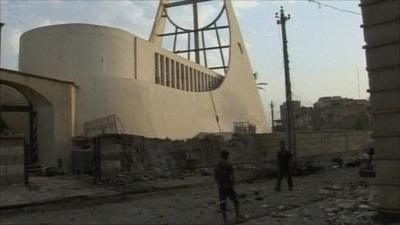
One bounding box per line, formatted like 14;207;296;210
361;0;400;215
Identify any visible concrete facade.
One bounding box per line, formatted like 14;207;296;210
360;0;400;215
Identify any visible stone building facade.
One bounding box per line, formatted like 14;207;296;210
360;0;400;216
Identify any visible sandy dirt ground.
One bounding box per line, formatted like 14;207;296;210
1;162;388;225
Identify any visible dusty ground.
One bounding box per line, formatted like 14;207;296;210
1;159;391;225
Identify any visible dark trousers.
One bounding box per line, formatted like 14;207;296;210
218;186;238;210
276;165;293;190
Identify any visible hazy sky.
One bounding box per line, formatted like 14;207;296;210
0;0;369;129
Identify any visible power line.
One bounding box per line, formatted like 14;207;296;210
308;0;361;16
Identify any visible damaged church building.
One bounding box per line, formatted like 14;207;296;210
0;0;267;176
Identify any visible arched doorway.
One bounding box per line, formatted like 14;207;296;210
0;84;37;163
0;81;53;171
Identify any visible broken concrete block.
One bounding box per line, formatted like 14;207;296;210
238;193;247;199
326;212;337;217
318;189;331;195
325;208;338;213
345;159;361;167
243;214;251;220
331;157;344;166
357;204;370;210
278;205;286;210
42;167;61;176
337;200;357;210
332;185;343;191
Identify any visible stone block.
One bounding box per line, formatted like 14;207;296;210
366;43;400;69
364;20;400;45
373;114;400;135
369;66;400;91
361;0;400;26
375;137;400;159
377;185;400;214
370;91;400;111
376;159;400;186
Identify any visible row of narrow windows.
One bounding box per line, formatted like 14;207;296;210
155;53;222;92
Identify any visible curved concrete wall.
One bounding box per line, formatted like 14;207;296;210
19;11;267;139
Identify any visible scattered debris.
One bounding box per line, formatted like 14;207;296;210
345;158;361;167
278;205;286;210
291;161;324;176
199;168;213;176
238;193;247;199
337;200;357;210
331;157;344;167
42;167;62;177
359;166;376;177
331;185;343;191
254;196;263;201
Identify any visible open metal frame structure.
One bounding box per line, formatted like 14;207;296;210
157;0;230;74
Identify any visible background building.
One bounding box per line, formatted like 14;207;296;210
313;97;370;130
278;96;370;131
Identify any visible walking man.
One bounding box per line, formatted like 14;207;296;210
214;150;241;224
274;141;293;191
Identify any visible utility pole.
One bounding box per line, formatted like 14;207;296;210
356;67;361;99
270;101;275;132
276;6;297;159
0;23;4;66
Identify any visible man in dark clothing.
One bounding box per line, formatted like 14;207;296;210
214;150;241;225
367;137;375;166
274;141;293;191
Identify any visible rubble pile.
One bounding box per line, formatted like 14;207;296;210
236;160;326;182
359;166;376;177
319;182;379;225
100;169;193;186
331;157;344;168
345;159;362;168
291;160;325;176
236;163;278;180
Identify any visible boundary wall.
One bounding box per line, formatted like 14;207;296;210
94;130;370;179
